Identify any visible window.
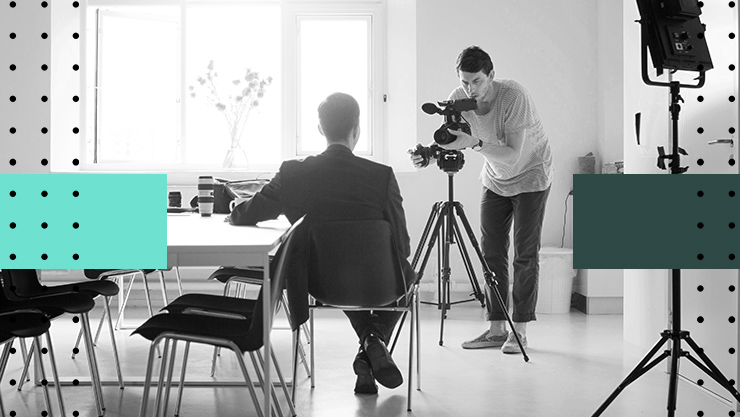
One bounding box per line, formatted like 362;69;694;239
82;0;385;173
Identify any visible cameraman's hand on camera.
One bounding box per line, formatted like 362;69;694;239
407;143;427;169
440;128;477;151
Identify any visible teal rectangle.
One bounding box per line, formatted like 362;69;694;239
0;174;166;268
573;174;739;269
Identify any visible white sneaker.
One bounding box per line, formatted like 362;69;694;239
501;332;527;354
461;330;509;349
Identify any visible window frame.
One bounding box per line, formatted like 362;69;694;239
79;0;387;175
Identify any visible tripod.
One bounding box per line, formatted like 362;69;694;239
592;23;740;417
408;170;527;360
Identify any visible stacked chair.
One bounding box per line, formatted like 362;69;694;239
133;217;305;417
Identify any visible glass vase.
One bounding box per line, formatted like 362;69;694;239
222;143;250;171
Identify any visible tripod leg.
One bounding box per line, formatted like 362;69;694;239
452;202;489;304
450;216;485;307
592;333;672;417
682;335;740;402
411;202;442;271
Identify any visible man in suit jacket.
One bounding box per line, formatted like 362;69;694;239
229;92;414;395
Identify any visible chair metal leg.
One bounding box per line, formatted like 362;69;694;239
104;296;125;389
153;339;172;417
116;274;137;330
81;313;105;416
250;352;282;417
161;340;178;417
71;328;83;359
158;270;170;306
269;347;296;417
140;338;163;417
17;339;34;391
174;267;183;297
309;309;315;388
0;341;12;381
19;338;28;369
45;331;66;417
93;301;107;345
174;341;190;417
234;349;263;417
291;329;299;403
407;299;414;412
34;336;55;417
416;290;421;391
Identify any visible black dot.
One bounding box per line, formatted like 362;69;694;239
72;411;79;417
72;190;79;197
8;348;14;354
731;1;736;7
73;32;79;39
41;379;47;386
41;1;47;6
731;96;736;102
41;127;48;134
697;285;704;291
41;158;48;166
9;379;15;386
730;222;736;229
698;191;704;197
698;1;704;6
9;222;15;229
697;127;704;134
9;412;14;417
10;1;16;7
9;190;16;197
72;127;79;134
697;222;704;229
72;64;79;71
72;158;79;166
41;347;47;354
730;191;736;197
731;64;736;71
72;95;79;102
41;64;48;71
42;411;48;417
9;95;16;102
730;254;736;260
41;222;47;229
698;254;704;260
41;190;48;197
9;127;15;134
731;127;736;134
9;254;15;260
731;285;736;292
73;1;79;7
9;64;15;71
731;157;737;166
697;159;704;166
9;159;16;166
697;96;704;102
9;33;16;39
72;347;79;354
731;347;736;354
72;253;79;260
697;316;705;323
41;33;48;39
41;254;47;260
73;222;79;229
41;95;48;102
731;33;736;39
72;379;79;386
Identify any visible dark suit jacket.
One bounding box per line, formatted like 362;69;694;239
229;144;414;329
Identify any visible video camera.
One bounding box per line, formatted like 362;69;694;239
413;98;477;173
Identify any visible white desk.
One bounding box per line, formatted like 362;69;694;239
167;213;290;417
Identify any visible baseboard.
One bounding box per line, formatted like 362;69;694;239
572;292;623;315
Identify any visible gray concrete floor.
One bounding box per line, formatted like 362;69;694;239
0;300;736;417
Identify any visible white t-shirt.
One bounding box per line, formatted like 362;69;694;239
449;79;553;197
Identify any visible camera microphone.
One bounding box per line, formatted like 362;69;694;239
421;102;440;115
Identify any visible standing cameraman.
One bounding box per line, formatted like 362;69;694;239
409;46;552;353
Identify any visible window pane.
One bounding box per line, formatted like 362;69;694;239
97;11;179;163
185;5;281;168
298;17;371;155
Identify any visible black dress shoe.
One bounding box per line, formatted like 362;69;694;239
353;349;378;395
362;334;403;389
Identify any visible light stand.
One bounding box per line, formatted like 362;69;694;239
592;13;740;416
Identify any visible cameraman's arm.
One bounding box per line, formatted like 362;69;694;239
478;129;525;165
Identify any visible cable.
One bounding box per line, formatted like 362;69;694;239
560;191;572;248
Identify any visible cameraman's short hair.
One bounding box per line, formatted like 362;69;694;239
318;92;360;142
456;46;494;76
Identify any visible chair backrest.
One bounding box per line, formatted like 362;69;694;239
0;269;45;300
307;219;406;308
244;215;306;350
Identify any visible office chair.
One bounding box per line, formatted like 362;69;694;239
302;219;420;411
0;311;55;416
133;217;305;417
0;274;105;416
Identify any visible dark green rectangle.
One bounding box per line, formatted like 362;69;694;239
573;174;739;269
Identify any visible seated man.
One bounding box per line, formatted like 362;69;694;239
229;92;414;395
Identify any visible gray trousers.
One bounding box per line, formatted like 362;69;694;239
480;185;550;323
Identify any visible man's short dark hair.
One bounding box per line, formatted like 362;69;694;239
318;92;360;142
456;46;494;75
